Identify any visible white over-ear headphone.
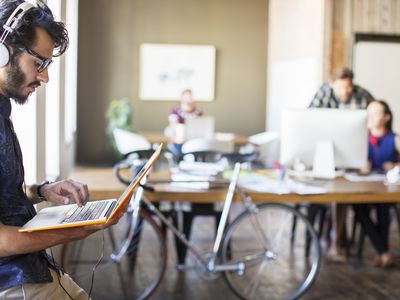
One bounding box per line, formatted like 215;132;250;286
0;1;36;68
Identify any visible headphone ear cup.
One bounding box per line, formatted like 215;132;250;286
0;43;10;68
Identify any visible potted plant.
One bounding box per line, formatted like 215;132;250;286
105;97;133;157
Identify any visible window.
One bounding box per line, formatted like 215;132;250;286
65;0;78;144
10;0;79;184
45;0;61;180
11;96;37;184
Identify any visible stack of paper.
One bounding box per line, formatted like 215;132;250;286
344;172;386;182
178;161;225;176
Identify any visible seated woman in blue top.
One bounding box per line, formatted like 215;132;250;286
354;100;400;267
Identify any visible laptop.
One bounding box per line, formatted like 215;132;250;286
19;144;163;233
185;116;215;140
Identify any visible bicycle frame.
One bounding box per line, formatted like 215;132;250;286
62;160;321;300
110;162;263;275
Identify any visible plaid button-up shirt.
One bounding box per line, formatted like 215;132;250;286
309;82;374;109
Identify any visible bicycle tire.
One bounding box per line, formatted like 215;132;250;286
220;203;321;300
60;209;167;300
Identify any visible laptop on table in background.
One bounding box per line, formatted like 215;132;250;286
185;116;215;140
19;144;163;233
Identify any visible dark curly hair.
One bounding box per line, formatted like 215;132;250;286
0;0;68;59
332;67;354;81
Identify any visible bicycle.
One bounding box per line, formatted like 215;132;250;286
60;162;321;300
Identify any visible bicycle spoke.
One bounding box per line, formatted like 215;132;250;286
241;251;268;264
244;259;268;298
269;209;293;251
248;209;272;250
221;203;321;300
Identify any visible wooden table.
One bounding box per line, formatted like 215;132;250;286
139;131;249;146
70;167;400;204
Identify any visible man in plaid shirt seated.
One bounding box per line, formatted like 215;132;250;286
309;68;374;109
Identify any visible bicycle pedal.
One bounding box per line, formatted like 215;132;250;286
175;264;186;271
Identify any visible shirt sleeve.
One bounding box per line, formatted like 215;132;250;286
309;84;326;108
168;107;179;123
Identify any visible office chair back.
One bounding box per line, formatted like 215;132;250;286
113;128;151;155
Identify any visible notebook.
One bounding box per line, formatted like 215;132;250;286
19;144;163;232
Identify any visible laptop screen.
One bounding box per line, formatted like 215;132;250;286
185;116;215;140
109;144;162;219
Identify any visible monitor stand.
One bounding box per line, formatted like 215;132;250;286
312;140;336;179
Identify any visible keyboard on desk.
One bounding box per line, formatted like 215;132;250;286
62;201;113;224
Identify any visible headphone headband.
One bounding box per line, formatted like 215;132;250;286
1;2;35;43
0;1;38;68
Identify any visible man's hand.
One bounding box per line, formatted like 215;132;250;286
383;161;397;172
359;161;372;175
40;179;89;206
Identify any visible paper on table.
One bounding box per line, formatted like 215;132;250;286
344;172;386;182
285;178;327;195
153;182;210;192
171;172;215;182
238;176;291;194
237;173;327;195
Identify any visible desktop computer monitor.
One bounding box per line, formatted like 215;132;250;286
280;108;368;178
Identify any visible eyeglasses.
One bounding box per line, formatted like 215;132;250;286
18;46;53;73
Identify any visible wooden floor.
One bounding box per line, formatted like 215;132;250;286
57;207;400;300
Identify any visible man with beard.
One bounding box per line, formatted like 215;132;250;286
0;1;127;298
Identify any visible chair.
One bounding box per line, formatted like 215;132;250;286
181;137;234;155
221;151;259;168
351;203;400;258
113;149;156;185
112;128;157;183
248;131;280;167
292;203;328;257
112;128;151;156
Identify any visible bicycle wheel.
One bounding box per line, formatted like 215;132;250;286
221;203;321;300
60;209;167;300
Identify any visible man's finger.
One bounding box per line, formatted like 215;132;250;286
63;180;86;206
48;192;69;205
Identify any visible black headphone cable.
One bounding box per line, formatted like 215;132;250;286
88;229;105;300
50;247;74;300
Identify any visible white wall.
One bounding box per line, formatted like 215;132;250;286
266;0;330;131
354;41;400;134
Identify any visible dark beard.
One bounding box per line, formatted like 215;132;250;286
4;62;28;105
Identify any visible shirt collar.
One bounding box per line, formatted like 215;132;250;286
0;96;11;119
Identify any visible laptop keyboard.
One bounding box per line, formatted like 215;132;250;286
62;201;110;224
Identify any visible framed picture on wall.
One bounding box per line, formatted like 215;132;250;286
139;43;216;101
